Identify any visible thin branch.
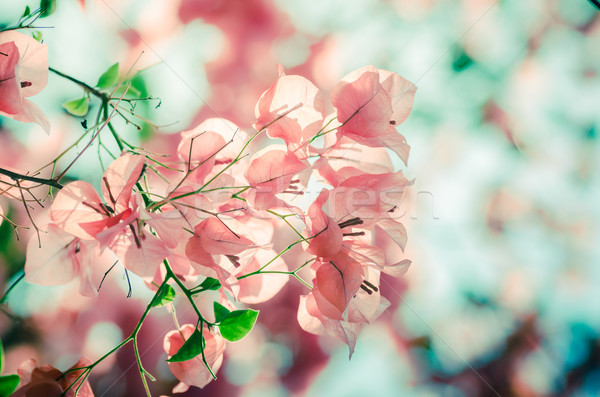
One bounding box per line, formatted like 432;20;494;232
0;168;63;190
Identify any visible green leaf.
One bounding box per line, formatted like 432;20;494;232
39;0;57;17
96;63;120;90
62;97;89;117
199;277;221;291
167;329;205;362
218;309;259;342
150;284;175;307
0;374;20;397
32;30;43;42
21;6;31;19
213;302;230;323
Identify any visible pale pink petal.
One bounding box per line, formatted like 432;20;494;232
348;127;411;165
164;324;226;391
313;256;363;319
101;154;145;211
245;149;307;193
332;70;392;140
306;189;342;258
0;41;22;115
339;66;416;127
376;218;407;252
109;231;169;278
18;99;51;133
298;293;360;358
24;224;79;285
76;240;118;297
297;294;327;336
254;73;326;153
382;259;411;277
180;118;244;162
346;268;382;323
0;31;48;97
378;68;417;126
196;217;254;256
143;209;188;249
50;181;107;239
237;249;288;304
185;236;239;294
177;131;227;183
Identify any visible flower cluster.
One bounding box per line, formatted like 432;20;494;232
2;30;415;396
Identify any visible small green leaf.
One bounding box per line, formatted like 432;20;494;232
96;63;120;90
167;329;204;362
213;302;230;323
199;277;221;291
0;374;20;396
39;0;57;17
32;31;43;42
21;6;31;19
151;284;175;307
62;97;89;117
218;309;259;342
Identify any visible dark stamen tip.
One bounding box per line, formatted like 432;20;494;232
360;285;373;295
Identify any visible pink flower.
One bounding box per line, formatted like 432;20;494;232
0;31;49;133
13;358;94;397
24;224;117;296
185;217;255;292
254;66;326;158
50;154;169;278
164;324;226;393
331;65;416;165
245;148;309;211
297;273;390;358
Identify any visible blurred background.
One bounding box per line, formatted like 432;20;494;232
1;0;600;396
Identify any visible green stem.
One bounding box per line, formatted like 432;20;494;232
49;67;106;99
61;276;169;396
0;273;25;304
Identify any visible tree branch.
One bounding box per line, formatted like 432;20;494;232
0;168;62;190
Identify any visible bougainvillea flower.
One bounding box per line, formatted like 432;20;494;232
236;248;288;304
311;251;364;320
190;217;254;256
305;189;343;258
13;358;94;397
0;31;49;132
177;127;227;184
254;66;326;158
245;148;309;210
185;217;255;292
24;224;117;296
297;272;390;358
327;170;411;229
50;154;169;277
313;138;394;187
331;66;416;165
164;324;226;393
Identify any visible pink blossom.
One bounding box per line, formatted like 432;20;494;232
164;324;226;393
254;67;326;158
50;154;169;278
13;358;94;397
0;31;49;133
298;266;390;357
245;148;309;211
24;224;117;296
331;65;416;165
